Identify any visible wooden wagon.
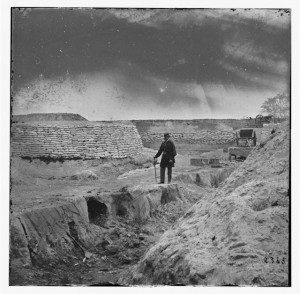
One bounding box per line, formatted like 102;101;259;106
236;129;257;147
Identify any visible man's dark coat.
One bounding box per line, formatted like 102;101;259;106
154;139;177;168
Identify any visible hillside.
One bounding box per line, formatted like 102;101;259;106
122;121;290;286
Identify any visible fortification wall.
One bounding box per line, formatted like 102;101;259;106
140;130;236;145
11;121;143;159
133;119;255;150
13;113;87;122
133;119;256;134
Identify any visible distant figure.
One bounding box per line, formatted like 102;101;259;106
154;133;177;184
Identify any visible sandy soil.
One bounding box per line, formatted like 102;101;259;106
10;148;234;212
121;122;290;286
10;148;236;285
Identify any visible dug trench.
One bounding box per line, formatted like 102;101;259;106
9;155;234;286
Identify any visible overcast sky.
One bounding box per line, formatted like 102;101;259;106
11;8;291;120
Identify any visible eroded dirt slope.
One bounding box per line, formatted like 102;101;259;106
9;182;209;285
10;146;232;285
122;122;290;286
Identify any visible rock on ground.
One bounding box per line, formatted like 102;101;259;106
70;170;98;180
122;122;290;286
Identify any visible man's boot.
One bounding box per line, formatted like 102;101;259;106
159;167;165;184
167;167;172;184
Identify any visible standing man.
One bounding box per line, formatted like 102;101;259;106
154;133;177;184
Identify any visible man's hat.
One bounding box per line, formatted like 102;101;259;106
164;133;170;138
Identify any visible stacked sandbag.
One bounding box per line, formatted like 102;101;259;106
11;121;143;159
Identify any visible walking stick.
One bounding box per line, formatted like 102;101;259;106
153;158;157;183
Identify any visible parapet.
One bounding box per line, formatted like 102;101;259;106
11;121;143;159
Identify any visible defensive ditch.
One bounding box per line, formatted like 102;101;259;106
9;167;234;285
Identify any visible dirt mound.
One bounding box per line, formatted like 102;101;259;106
122;122;290;286
10;149;154;186
70;170;98;180
173;168;234;188
9;149;156;214
12;113;87;122
199;149;228;161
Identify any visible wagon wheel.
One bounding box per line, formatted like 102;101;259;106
255;114;263;127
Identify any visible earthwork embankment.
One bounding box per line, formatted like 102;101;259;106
11;121;143;159
133;119;257;154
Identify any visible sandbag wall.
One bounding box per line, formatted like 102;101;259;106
140;131;236;145
11;121;143;159
132;119;247;149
